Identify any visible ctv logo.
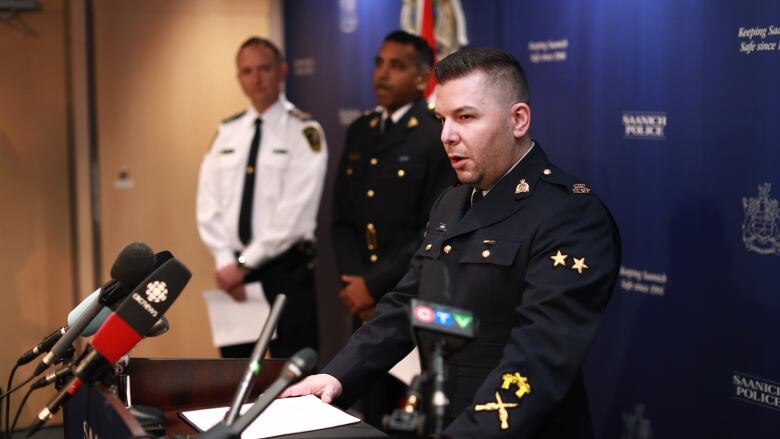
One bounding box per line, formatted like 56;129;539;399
413;305;473;330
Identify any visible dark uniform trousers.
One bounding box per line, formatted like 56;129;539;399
219;242;318;359
323;144;621;438
331;99;456;427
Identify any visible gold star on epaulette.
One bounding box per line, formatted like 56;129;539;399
572;257;589;275
550;250;568;267
500;372;532;399
474;392;518;431
369;117;379;128
407;116;418;128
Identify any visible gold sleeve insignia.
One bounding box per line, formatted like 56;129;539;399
501;372;532;399
474;392;518;430
407;116;419;128
572;183;591;194
303;126;322;152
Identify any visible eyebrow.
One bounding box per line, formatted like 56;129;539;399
436;105;479;117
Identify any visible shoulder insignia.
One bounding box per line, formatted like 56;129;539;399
571;183;591;194
288;107;313;121
302;126;322;152
221;110;245;124
369;116;379;128
407;116;419;128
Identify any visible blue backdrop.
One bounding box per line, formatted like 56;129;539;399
285;1;780;437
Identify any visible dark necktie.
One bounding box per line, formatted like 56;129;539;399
383;117;394;134
471;188;484;208
238;117;262;245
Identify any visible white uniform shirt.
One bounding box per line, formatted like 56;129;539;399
196;95;328;270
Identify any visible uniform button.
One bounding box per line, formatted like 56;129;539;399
443;244;452;254
367;223;375;230
425;244;432;251
370;158;378;166
543;168;552;175
370;254;378;263
481;249;491;259
246;166;254;174
367;189;375;198
346;168;353;176
397;169;406;178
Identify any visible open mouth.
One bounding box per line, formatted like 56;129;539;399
448;154;469;170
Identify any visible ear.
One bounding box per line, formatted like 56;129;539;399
415;69;431;93
510;102;531;139
279;62;289;79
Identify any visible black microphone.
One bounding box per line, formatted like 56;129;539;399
199;348;318;439
16;326;68;366
224;294;287;426
27;258;191;437
413;261;477;437
34;242;156;375
29;366;73;390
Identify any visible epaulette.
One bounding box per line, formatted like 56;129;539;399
288;107;313;121
221;110;245;124
540;166;592;195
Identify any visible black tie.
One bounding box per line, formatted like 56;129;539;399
471;188;484;208
238;117;262;245
383;117;394;134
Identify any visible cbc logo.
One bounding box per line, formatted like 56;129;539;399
145;281;168;303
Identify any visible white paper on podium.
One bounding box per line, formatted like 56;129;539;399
180;395;360;438
388;347;421;386
202;282;275;348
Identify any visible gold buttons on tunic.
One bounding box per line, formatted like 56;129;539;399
370;254;378;263
367;189;375;198
346;168;353;176
370;158;378;166
397;169;406;178
481;249;491;259
367;223;375;230
246;166;255;174
443;244;452;254
425;244;433;251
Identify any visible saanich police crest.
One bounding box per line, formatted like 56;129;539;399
742;182;780;256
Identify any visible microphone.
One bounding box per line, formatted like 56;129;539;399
35;242;156;375
412;261;477;437
16;326;68;367
27;257;191;436
224;294;287;426
199;348;318;439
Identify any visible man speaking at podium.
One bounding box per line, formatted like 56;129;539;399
283;47;620;438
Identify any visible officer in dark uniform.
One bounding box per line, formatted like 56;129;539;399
331;30;455;429
333;30;454;322
284;48;620;439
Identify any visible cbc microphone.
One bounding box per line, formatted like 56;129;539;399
34;242;156;375
199;348;318;439
27;257;191;436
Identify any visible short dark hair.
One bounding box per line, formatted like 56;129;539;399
434;47;529;104
237;36;285;63
382;30;434;71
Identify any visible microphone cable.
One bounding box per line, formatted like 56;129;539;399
4;363;20;439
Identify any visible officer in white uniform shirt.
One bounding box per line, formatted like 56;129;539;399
197;36;327;358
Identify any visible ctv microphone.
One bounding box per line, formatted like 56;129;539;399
27;258;191;437
224;294;287;426
199;348;318;439
413;261;477;438
34;242;156;375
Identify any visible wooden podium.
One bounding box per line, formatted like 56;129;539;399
63;357;387;438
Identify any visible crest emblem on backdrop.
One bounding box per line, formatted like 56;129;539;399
742;182;780;256
400;0;469;101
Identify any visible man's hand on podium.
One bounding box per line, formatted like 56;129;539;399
280;373;343;403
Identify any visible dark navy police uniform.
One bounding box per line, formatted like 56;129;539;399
332;98;455;302
323;144;621;438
